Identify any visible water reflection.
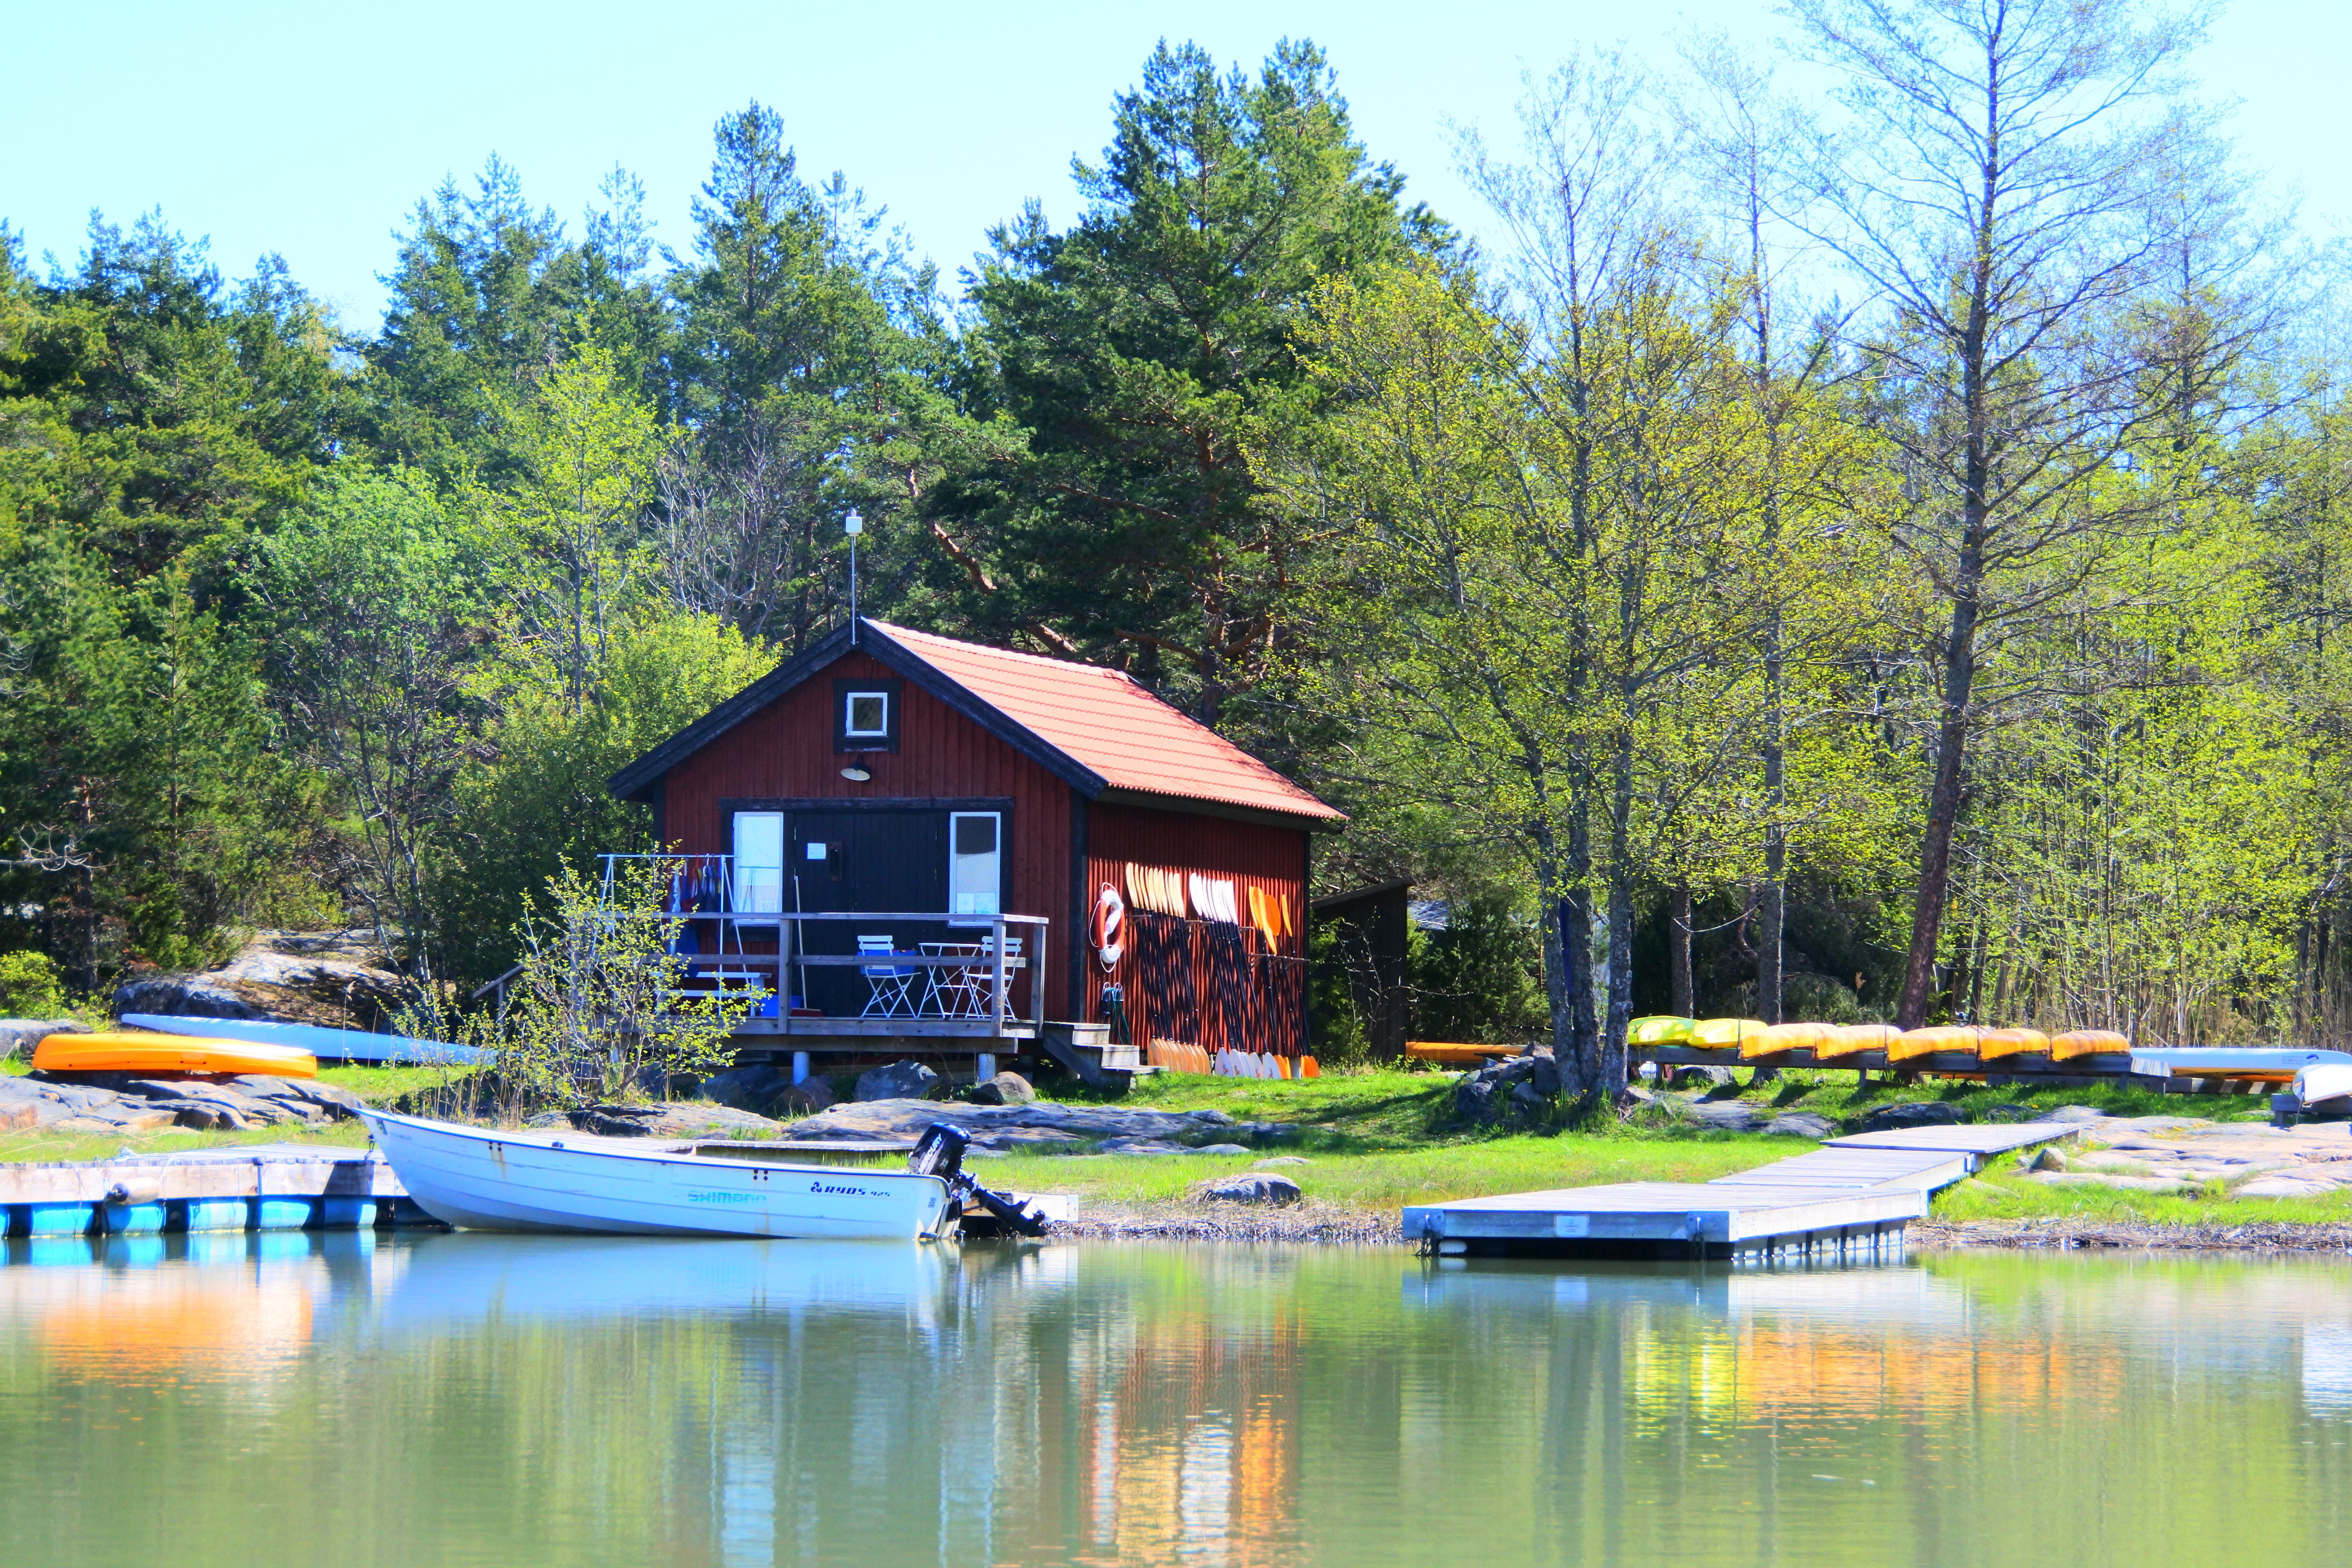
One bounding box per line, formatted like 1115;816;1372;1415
0;1238;2347;1567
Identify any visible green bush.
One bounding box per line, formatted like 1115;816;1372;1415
0;950;68;1017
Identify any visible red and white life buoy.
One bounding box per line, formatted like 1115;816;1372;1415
1091;884;1126;970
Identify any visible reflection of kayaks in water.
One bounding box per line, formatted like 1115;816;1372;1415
359;1109;1042;1241
122;1013;482;1066
33;1031;318;1079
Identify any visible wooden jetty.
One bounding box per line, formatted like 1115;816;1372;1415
1402;1121;2082;1261
0;1146;432;1239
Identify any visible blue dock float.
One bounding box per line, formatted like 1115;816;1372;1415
0;1146;433;1241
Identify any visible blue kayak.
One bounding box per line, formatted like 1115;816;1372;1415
121;1013;484;1066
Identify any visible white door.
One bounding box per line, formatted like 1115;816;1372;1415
948;812;1001;916
733;811;784;920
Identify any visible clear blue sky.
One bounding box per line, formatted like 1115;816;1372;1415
3;0;2340;329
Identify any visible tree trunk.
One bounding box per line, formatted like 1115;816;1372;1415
1600;729;1638;1100
1564;792;1599;1092
1895;596;1981;1027
1670;881;1695;1019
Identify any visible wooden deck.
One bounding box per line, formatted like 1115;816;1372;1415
1402;1121;2082;1260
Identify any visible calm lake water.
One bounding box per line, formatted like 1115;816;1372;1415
0;1233;2347;1567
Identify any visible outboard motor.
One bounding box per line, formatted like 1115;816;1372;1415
908;1122;970;1182
907;1122;1047;1237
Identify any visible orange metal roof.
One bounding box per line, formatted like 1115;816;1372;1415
873;621;1343;824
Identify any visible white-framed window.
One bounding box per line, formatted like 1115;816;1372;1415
844;690;891;739
732;811;784;919
949;811;1001;916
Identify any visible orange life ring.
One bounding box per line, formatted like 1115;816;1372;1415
1091;884;1126;969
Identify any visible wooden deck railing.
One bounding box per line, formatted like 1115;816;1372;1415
661;911;1049;1040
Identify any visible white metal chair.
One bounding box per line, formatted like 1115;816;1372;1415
969;934;1022;1020
858;935;918;1018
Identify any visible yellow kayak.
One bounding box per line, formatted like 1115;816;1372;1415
1747;1021;1834;1058
2050;1029;2131;1060
1816;1023;1901;1059
1889;1026;1982;1061
33;1031;318;1079
1978;1027;2051;1061
1692;1018;1768;1048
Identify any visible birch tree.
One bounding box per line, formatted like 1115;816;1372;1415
1786;0;2209;1026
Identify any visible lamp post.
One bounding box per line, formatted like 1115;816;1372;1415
844;509;863;643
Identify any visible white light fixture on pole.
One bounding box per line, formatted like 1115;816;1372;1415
844;509;863;643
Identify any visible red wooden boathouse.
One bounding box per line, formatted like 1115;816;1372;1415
606;618;1343;1075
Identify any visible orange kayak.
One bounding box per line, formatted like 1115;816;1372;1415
33;1031;318;1079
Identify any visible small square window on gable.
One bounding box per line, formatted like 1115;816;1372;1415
832;676;902;752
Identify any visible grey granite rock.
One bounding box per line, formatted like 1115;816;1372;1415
1857;1100;1965;1133
1764;1112;1835;1139
112;935;418;1031
1191;1172;1303;1205
0;1017;90;1059
968;1071;1037;1105
855;1059;944;1102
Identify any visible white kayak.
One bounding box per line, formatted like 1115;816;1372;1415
2129;1047;2352;1076
359;1108;957;1239
2294;1063;2352;1113
125;1013;484;1066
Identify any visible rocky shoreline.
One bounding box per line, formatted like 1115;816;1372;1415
1035;1209;2352;1252
1043;1201;1403;1246
1913;1217;2352;1253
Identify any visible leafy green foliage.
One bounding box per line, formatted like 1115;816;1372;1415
0;950;66;1016
944;41;1445;723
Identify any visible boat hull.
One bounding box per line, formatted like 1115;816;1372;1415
360;1110;955;1240
32;1031;319;1078
2294;1063;2352;1113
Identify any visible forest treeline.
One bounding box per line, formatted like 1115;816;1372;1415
5;5;2351;1082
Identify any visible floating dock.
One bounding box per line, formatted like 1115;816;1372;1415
0;1145;433;1239
1402;1121;2082;1260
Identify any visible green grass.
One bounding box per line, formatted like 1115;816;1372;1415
0;1119;369;1165
987;1131;1816;1212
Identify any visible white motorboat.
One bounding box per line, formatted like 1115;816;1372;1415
2293;1063;2352;1116
360;1108;964;1239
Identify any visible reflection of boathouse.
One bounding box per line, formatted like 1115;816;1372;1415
607;618;1342;1074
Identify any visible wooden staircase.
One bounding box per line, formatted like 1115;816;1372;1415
1038;1022;1152;1090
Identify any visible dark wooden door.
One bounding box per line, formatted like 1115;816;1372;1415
786;810;949;1016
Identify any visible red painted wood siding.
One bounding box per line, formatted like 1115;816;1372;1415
656;650;1074;944
1083;802;1312;1052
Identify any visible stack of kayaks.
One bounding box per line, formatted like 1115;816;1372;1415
1625;1017;2136;1070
